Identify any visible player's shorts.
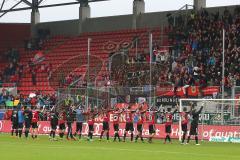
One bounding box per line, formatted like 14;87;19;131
181;124;188;132
51;123;57;130
165;125;172;133
59;123;66;130
102;122;109;131
31;122;38;129
76;122;83;132
89;125;94;132
18;123;23;129
137;124;143;132
12;123;18;130
149;124;156;134
125;122;134;132
67;122;72;127
24;121;31;129
189;124;198;135
113;124;119;131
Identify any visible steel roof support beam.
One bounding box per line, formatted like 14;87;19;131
0;0;6;11
0;0;110;13
22;0;32;6
0;1;81;13
39;0;44;5
0;0;23;18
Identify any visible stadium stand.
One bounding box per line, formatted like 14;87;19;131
0;6;240;98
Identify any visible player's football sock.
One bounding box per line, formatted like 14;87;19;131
35;135;37;138
148;137;152;143
53;131;56;138
187;136;190;143
107;132;109;140
182;133;186;143
15;130;18;136
135;135;139;141
11;130;14;136
131;133;133;141
32;135;34;139
117;134;121;141
79;134;82;139
60;133;64;138
164;136;168;142
195;136;198;144
70;133;74;139
19;130;22;138
50;131;53;138
113;133;117;141
88;132;91;139
25;131;29;138
90;132;93;139
168;135;171;142
123;133;126;141
141;137;144;142
100;131;104;139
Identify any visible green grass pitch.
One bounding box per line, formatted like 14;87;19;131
0;134;239;160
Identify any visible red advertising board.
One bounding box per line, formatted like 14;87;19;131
1;121;239;140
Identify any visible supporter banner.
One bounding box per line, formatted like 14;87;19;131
1;121;239;140
156;86;220;97
32;51;45;64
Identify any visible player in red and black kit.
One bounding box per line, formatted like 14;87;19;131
187;103;203;145
135;107;145;143
49;109;59;141
31;107;40;139
86;109;98;142
145;108;159;143
11;109;18;137
58;111;66;140
164;107;177;144
23;106;32;138
123;106;135;142
66;108;76;140
112;108;122;142
180;106;191;144
99;109;111;141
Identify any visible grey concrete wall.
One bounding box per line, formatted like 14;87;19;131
83;14;132;33
138;11;169;28
35;5;239;36
36;20;79;36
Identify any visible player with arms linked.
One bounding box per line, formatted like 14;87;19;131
187;102;203;145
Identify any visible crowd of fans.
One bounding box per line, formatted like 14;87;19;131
0;48;23;86
111;6;240;97
0;92;56;120
168;7;240;92
1;7;240;102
